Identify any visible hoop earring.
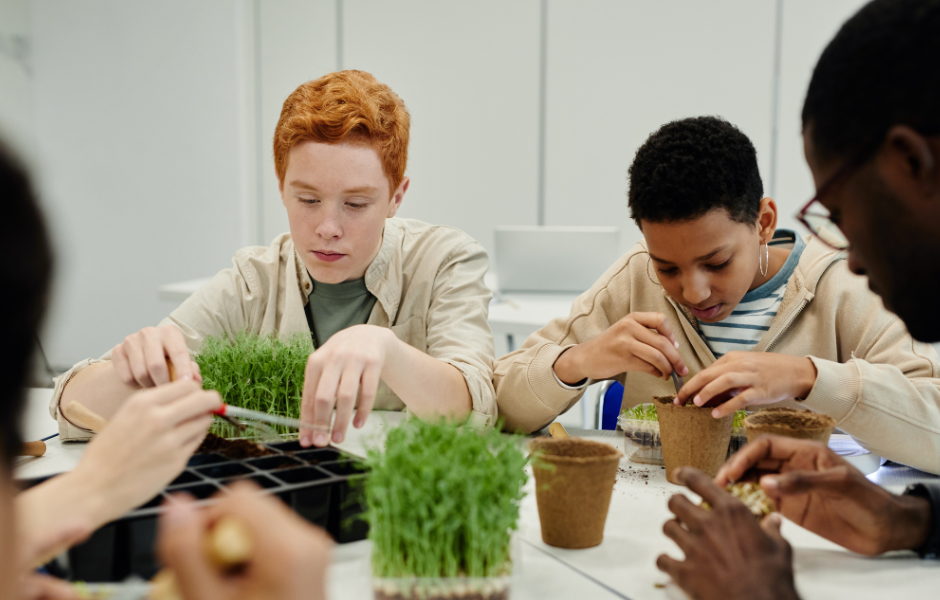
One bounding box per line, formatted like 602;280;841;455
759;243;769;278
647;255;662;286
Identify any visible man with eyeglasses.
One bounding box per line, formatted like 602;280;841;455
656;1;940;599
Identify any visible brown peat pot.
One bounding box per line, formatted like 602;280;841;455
529;437;622;549
653;395;733;484
744;408;836;444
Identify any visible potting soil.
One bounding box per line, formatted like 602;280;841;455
196;433;276;459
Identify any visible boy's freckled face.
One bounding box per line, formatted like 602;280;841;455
642;210;761;323
280;141;401;284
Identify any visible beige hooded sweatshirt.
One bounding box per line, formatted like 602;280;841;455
494;235;940;474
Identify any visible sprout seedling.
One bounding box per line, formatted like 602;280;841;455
195;331;312;437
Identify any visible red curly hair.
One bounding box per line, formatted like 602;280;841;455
273;70;410;194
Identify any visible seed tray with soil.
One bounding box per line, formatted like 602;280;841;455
22;439;369;583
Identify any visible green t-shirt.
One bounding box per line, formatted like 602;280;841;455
304;274;378;348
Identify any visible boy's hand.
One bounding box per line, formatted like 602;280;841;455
675;352;816;417
717;435;931;555
552;312;688;385
158;483;331;600
300;324;396;447
656;467;799;600
111;325;202;388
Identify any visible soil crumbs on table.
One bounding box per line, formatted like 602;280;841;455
616;463;671;499
196;433;275;459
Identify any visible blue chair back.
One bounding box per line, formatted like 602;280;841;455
599;381;625;430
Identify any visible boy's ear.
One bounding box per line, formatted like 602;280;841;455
757;197;778;243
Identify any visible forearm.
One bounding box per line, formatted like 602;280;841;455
804;358;940;474
60;362;138;424
381;337;472;421
16;469;113;557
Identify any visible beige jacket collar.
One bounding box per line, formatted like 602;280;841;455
294;219;405;323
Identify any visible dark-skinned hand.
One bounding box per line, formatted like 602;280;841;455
717;435;931;555
657;467;800;600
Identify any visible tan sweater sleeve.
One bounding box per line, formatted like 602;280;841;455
423;240;498;427
494;252;646;433
49;260;262;441
802;281;940;474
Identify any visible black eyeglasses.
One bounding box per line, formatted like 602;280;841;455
795;136;887;250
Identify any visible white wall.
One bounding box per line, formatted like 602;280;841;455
0;0;33;160
3;0;878;367
544;0;777;250
30;0;255;368
772;0;870;227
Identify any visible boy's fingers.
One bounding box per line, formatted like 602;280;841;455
633;343;671;381
300;357;324;446
632;312;678;344
636;327;687;376
354;365;379;429
331;365;361;444
159;495;222;598
311;362;342;447
692;373;747;407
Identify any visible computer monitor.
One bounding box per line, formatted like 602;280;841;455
494;226;622;293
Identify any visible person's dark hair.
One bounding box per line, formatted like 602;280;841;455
0;143;53;468
802;0;940;163
628;116;763;227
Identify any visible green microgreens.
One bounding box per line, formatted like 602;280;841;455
194;331;312;436
364;420;528;579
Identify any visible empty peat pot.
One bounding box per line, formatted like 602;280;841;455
654;395;733;484
529;437;622;549
744;408;836;444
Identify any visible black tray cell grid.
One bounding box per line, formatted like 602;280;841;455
320;460;369;477
220;474;281;490
267;440;305;452
187;453;227;467
273;466;332;485
294;448;342;464
279;485;331;528
195;462;252;479
169;470;202;486
246;455;302;471
169;482;223;500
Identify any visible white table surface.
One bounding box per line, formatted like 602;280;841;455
17;390;940;599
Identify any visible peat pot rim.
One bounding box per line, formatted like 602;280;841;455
743;408;836;432
528;437;623;465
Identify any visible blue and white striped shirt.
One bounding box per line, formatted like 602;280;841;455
699;230;805;358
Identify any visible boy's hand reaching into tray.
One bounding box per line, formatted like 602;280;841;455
675;352;817;417
158;483;331;600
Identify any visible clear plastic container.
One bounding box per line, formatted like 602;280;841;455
619;408;747;465
372;576;511;600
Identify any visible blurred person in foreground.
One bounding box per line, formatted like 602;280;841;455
657;1;940;599
55;70;497;449
0;144;330;599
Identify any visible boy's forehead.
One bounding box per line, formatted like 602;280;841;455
643;210;750;262
285;141;389;191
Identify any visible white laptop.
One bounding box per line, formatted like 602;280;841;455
494;226;622;293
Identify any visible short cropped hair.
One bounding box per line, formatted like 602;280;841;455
273;70;411;194
628;116;763;227
802;0;940;162
0;143;52;467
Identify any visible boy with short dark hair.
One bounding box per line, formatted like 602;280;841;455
494;115;940;475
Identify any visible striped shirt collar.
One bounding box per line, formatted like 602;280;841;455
740;229;806;303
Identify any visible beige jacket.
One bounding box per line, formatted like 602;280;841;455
52;218;497;440
494;236;940;474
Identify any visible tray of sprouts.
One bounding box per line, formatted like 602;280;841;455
619;404;749;464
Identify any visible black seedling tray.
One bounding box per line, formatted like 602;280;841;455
26;440;369;583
